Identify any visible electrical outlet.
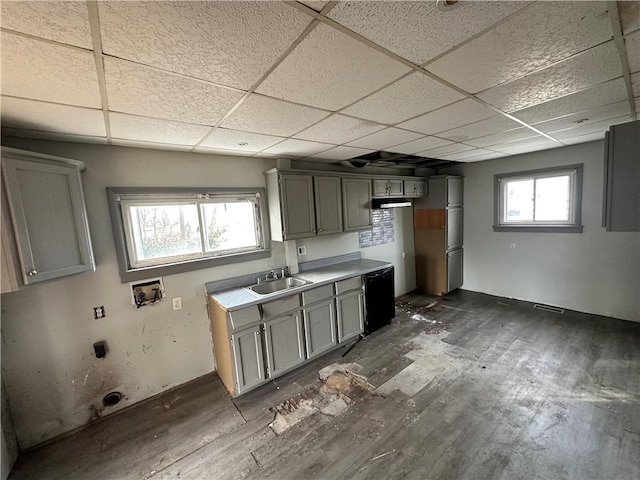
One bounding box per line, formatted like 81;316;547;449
297;245;307;256
93;306;105;319
172;297;183;310
510;243;517;250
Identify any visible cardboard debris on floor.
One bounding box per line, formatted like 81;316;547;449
269;363;374;435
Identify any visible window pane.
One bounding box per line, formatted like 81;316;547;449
202;201;258;252
129;204;201;261
504;179;533;222
535;175;570;221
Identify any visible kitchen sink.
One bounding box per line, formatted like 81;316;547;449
247;277;310;296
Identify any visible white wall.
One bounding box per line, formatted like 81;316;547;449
0;138;416;449
447;141;639;322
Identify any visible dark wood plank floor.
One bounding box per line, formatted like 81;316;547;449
9;290;640;480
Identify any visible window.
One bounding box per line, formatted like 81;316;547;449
107;188;270;282
494;165;583;233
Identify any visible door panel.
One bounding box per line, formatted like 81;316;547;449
336;290;364;343
232;326;265;394
303;300;337;359
264;313;305;378
447;207;463;250
280;174;315;239
314;176;342;235
447;248;463;292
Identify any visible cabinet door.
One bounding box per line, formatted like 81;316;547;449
447;248;463;293
404;180;427;197
342;178;372;231
336;290;364;343
303;299;337;359
264;312;305;378
280;174;316;239
314;176;342;236
446;208;463;250
388;180;403;196
414;181;427;196
231;326;266;395
447;177;464;207
372;179;389;197
2;157;94;285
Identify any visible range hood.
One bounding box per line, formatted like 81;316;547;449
371;198;413;209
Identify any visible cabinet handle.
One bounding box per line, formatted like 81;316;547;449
27;270;38;276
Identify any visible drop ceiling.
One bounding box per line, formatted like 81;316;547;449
1;1;638;168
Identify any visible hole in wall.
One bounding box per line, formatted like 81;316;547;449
103;391;122;407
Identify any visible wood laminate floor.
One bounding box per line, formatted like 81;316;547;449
9;290;640;480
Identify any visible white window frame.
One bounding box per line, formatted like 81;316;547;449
494;164;583;233
107;188;270;283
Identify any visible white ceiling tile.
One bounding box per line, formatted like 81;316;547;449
1;97;105;137
1;128;108;145
105;58;244;126
260;139;335;157
1;32;101;108
428;2;612;93
511;78;629;124
256;23;410;110
438;148;499;161
417;142;475;159
466;128;538;148
109;113;212;145
560;132;607;146
548;115;634;140
327;1;528;64
632;72;640;98
391;136;452;155
98;1;312;90
455;151;508;162
200;128;283;152
396;99;495;135
619;1;640;35
192;146;254;157
533;101;632;134
308;145;375;161
0;1;92;49
342;72;464;124
293;114;385;144
494;137;559;155
438;116;522;142
626;30;640;73
478;41;622;112
221;94;330;137
112;139;193;152
345;128;423;150
299;1;329;12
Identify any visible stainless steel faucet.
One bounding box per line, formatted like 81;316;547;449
266;270;278;280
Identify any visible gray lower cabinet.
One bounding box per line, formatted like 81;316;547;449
263;311;305;377
1;147;95;287
447;248;463;292
336;290;364;343
231;325;265;395
342;178;372;231
303;299;337;358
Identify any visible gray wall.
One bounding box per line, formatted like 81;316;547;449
448;141;639;322
0;137;416;449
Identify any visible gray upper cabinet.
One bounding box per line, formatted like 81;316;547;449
603;120;639;232
403;180;427;197
342;178;372;231
373;179;403;197
314;176;342;236
1;148;95;286
278;174;316;240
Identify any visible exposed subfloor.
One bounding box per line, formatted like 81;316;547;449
9;290;640;480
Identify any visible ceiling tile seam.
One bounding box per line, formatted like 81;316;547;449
252;138;338;155
608;1;638;121
419;0;536;68
189;16;322;152
332;71;416;114
528;98;633;126
87;1;111;143
285;0;563;145
0;27;93;53
547;113;634;135
99;55;248;95
106;108;217;128
0;94;104;113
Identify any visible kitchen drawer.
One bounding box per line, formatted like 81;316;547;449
261;294;301;318
301;284;334;305
228;305;261;330
335;276;362;295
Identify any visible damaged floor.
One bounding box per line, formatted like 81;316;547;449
9;290;640;480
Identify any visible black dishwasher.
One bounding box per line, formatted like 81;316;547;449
363;266;395;336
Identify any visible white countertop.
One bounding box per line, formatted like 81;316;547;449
209;258;392;312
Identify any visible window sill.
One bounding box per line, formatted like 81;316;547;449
493;225;583;233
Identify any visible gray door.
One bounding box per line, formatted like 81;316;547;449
231;326;265;395
446;207;463;250
2;158;94;284
388;180;403;196
264;312;305;378
314;176;342;236
447;248;463;292
303;300;337;358
447;177;464;207
336;290;364;343
280;174;315;239
342;178;372;231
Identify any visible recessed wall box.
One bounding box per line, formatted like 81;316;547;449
130;277;165;308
